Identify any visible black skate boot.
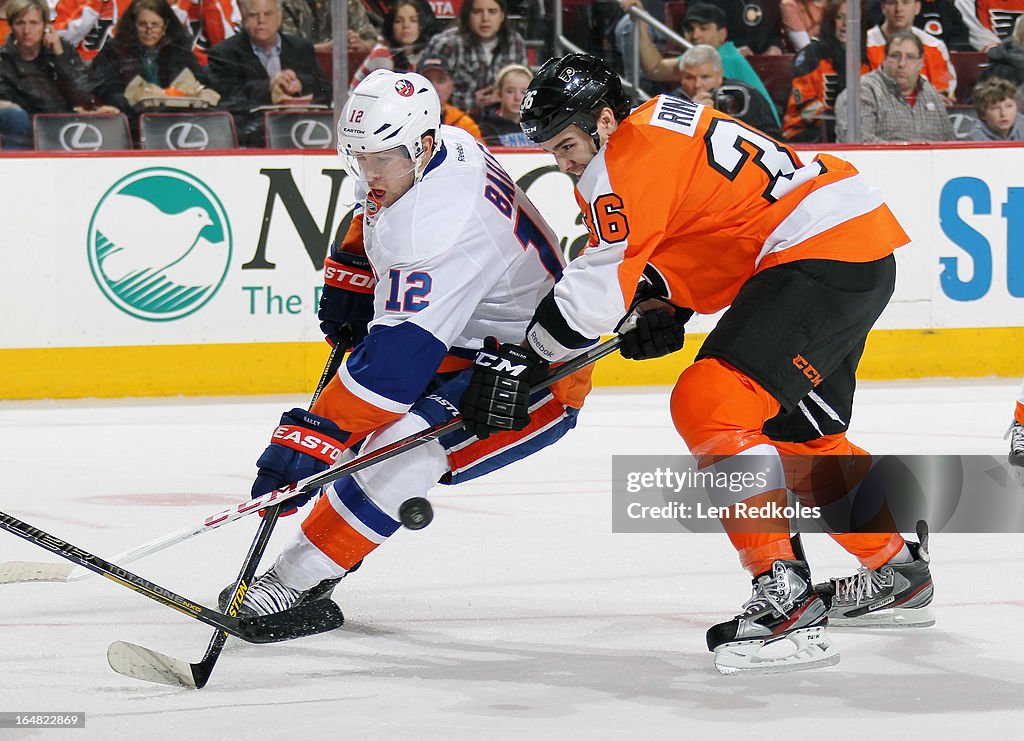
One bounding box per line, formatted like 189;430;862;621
707;559;839;675
1009;421;1024;486
815;520;934;628
218;560;361;617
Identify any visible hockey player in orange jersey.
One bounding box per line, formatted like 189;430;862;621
460;53;936;674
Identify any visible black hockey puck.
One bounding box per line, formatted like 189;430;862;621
398;497;433;530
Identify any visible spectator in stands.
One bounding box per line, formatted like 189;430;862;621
867;0;958;99
969;75;1024;137
713;0;786;55
679;43;783;135
418;54;483;141
0;0;116;148
784;0;869;141
980;15;1024;85
54;0;135;64
208;0;329;146
836;29;955;140
914;0;974;50
866;0;976;50
476;62;533;146
175;0;241;68
780;0;827;50
281;0;378;54
615;0;670;87
421;0;528;111
0;1;10;45
91;0;211;118
952;0;1018;49
631;0;781;124
350;0;434;89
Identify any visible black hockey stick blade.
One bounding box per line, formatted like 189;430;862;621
107;600;345;688
0;510;343;645
108;343;348;688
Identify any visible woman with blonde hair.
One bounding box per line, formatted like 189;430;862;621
0;0;113;148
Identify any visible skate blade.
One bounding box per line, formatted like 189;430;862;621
829;605;935;629
714;625;840;675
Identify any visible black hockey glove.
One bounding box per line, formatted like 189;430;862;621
618;303;693;360
319;250;376;349
460;337;550;440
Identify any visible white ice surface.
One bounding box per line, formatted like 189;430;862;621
0;380;1022;740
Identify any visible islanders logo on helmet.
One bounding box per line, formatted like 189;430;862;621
394;78;416;97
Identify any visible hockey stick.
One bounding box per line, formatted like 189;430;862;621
1;335;623;587
108;343;346;689
0;509;344;643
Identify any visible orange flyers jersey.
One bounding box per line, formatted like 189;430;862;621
963;0;1024;37
54;0;133;61
530;96;909;362
177;0;240;66
783;43;869;142
866;26;956;97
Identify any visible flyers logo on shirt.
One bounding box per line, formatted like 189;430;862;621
394;79;415;97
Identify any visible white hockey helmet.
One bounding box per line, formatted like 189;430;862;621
338;69;442;184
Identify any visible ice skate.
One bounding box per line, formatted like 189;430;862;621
707;559;839;675
218;559;359;616
1008;421;1024;486
816;520;934;628
218;566;322;618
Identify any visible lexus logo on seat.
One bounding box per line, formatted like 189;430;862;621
290;120;332;148
166;122;210;150
59;122;104;151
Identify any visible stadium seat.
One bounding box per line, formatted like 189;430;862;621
951;51;989;102
33;113;132;151
139;111;238;150
947;104;979;140
749;53;796;114
264;110;336;149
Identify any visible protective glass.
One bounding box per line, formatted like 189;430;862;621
341;145;417;184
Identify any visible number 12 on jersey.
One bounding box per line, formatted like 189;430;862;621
385;269;432;312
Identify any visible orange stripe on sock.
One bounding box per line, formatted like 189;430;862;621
300;492;382;570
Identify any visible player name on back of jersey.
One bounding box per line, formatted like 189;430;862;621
651;96;703;138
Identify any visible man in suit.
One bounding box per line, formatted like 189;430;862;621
208;0;330;146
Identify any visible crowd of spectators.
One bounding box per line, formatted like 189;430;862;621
0;0;1022;149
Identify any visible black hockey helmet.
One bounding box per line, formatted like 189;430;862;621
520;53;632;148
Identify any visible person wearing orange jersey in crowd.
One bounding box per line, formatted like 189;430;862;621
866;0;958;99
54;0;134;62
954;0;1022;47
175;0;240;67
784;0;869;142
462;53;936;674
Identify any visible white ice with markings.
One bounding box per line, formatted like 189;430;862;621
1;380;1022;739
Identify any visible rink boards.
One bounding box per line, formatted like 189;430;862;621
0;143;1022;399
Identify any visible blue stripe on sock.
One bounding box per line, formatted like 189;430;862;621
331;477;401;538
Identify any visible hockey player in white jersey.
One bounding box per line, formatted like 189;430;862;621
224;69;603;616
